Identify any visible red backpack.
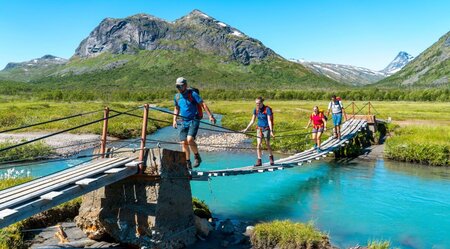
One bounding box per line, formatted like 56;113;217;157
176;88;203;119
256;105;274;129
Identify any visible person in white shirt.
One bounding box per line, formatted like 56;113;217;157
326;95;347;140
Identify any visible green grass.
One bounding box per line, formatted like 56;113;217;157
0;141;54;163
385;125;450;166
250;220;330;249
368;240;392;249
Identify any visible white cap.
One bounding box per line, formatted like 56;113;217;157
176;77;187;85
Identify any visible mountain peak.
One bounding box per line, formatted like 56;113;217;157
186;9;212;19
75;11;276;65
381;51;414;75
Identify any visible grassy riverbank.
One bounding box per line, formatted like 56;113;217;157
386;125;450;166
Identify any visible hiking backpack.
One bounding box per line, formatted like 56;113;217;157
256;105;274;129
176;88;203;119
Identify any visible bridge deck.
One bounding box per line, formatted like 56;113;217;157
0;157;139;228
191;119;367;179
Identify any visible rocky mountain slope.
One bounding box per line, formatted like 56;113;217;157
74;10;277;65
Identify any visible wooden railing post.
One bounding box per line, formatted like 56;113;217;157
368;101;371;115
100;107;110;158
352;102;355;116
139;104;149;173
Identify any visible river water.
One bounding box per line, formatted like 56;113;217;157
3;122;449;249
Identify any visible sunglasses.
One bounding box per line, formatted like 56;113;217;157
176;85;184;89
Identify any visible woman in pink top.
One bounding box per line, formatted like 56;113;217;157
305;106;327;152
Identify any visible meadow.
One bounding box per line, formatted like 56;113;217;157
0;99;448;165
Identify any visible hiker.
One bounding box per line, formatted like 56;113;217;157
326;95;347;140
305;106;327;152
173;77;216;169
242;97;275;166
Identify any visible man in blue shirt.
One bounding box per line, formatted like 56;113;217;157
173;77;216;169
242;97;275;166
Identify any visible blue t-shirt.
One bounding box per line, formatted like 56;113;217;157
253;105;272;128
174;90;203;122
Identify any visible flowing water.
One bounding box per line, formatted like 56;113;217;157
3;122;449;249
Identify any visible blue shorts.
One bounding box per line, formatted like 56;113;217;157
332;113;342;126
179;119;200;141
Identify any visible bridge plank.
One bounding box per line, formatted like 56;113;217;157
75;178;98;186
40;191;63;200
0;208;18;219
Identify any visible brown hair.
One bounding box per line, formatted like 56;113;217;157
255;96;264;103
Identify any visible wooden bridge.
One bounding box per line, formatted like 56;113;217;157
0;103;375;230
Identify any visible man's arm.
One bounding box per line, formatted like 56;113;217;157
340;101;347;120
173;106;180;128
201;102;216;124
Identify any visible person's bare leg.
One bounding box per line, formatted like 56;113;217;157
182;140;190;160
337;126;341;140
317;132;322;148
266;138;273;156
256;137;262;159
187;136;198;154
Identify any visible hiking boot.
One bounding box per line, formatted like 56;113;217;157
254;159;262;167
193;154;202;168
186;160;192;170
316;147;322;153
269;155;275;166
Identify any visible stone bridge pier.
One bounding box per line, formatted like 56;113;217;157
75;148;196;248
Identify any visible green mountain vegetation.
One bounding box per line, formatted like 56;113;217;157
375;31;449;88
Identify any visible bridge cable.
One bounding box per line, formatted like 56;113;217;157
0;109;104;134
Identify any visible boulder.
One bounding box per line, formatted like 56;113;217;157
219;219;235;235
194;215;213;237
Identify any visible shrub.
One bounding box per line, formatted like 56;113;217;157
250;220;331;249
192;197;212;219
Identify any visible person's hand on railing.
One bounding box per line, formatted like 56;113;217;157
172;120;178;129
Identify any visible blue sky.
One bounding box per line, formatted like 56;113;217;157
0;0;449;70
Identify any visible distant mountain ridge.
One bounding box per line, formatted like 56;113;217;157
0;55;67;82
376;31;449;87
3;55;67;71
290;51;416;85
290;59;386;85
381;51;414;75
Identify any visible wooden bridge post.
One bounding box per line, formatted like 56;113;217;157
368;101;371;115
100;107;109;158
352;102;355;116
138;104;149;173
